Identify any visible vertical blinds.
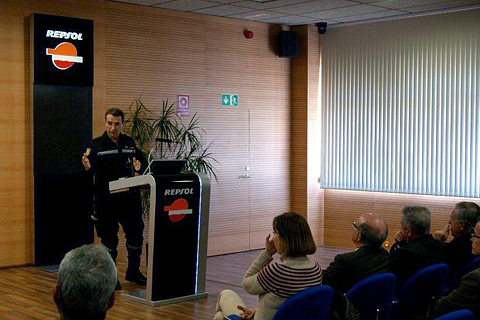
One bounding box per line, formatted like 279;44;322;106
321;15;480;197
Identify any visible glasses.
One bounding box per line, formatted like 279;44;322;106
352;222;359;231
471;233;480;240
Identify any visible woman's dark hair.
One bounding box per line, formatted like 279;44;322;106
273;212;317;257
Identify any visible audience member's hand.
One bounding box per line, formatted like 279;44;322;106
82;152;91;170
237;306;256;320
394;229;405;243
433;224;450;242
133;157;141;171
265;234;277;256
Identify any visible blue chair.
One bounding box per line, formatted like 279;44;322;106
398;263;449;319
272;285;334;320
450;258;480;290
435;309;475;320
345;273;396;320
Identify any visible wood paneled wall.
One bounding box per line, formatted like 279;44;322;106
0;0;106;267
104;2;291;256
324;189;480;249
290;25;324;244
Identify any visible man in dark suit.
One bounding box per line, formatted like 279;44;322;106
323;212;390;293
389;206;446;287
433;202;480;281
434;219;480;319
323;213;390;319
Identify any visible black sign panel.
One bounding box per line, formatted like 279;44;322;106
33;13;93;86
152;174;201;301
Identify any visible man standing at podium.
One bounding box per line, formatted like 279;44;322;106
82;107;148;290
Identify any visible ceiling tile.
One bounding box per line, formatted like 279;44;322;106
233;0;314;10
268;0;359;14
301;4;387;19
227;10;288;19
261;14;336;25
193;4;255;15
373;0;452;9
153;0;220;10
209;0;243;3
334;9;406;22
113;0;173;4
402;0;480;12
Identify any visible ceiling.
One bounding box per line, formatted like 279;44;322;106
112;0;480;26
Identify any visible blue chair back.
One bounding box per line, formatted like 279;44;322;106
399;263;449;318
451;258;480;289
272;285;334;320
345;273;396;320
435;309;475;320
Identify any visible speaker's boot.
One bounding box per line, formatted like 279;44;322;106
125;246;147;286
115;279;122;290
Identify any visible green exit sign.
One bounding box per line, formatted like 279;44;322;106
222;94;238;107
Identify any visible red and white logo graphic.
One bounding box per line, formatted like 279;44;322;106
46;42;83;70
164;198;192;223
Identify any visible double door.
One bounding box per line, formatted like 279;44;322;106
206;108;290;255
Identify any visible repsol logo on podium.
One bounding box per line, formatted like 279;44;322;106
164;188;194;196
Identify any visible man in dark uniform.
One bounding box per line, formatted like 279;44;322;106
82;108;148;289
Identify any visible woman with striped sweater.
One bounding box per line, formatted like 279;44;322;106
214;212;323;320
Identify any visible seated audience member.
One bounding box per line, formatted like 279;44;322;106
213;212;322;320
54;244;117;320
323;213;389;320
434;218;480;319
389;206;446;286
433;202;480;274
323;212;390;292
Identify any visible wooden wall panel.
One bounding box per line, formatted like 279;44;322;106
104;2;291;257
290;25;324;244
324;189;480;249
0;0;106;267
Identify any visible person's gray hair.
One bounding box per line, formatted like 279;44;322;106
358;213;388;248
456;202;480;234
58;244;117;320
401;206;431;236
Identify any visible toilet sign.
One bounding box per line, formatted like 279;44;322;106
222;94;238;107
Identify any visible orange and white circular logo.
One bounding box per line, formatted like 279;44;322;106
46;42;83;70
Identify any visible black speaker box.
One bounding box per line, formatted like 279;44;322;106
278;31;298;58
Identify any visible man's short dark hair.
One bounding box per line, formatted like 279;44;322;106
57;244;117;320
401;206;431;236
273;212;317;257
105;107;125;122
456;202;480;234
358;213;388;248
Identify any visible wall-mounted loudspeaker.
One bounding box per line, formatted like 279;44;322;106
278;31;298;58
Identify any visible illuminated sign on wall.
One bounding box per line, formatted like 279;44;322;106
33;13;93;86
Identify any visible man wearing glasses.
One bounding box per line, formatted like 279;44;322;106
434;218;480;319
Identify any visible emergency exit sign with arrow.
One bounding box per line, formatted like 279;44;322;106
222;94;238;107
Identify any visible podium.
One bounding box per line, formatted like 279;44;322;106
109;172;210;306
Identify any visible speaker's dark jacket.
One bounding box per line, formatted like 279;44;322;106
322;245;390;293
389;234;446;287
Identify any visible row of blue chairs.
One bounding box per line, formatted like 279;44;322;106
273;258;479;320
226;258;480;320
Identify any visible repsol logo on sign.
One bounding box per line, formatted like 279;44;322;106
46;30;83;40
33;13;93;86
164;188;194;196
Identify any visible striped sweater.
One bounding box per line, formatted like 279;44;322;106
242;250;323;320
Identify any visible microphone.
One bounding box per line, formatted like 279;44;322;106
156;138;173;143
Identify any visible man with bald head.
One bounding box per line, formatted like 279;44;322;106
323;212;390;292
323;213;390;319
